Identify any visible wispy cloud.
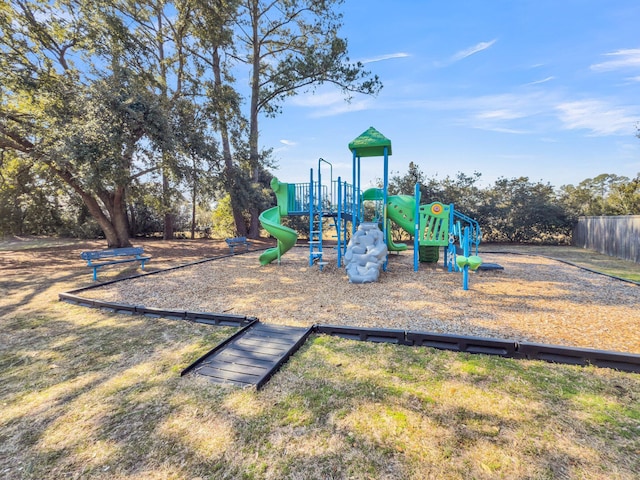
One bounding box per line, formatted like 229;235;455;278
475;109;525;121
590;48;640;71
450;39;497;63
556;100;638;135
309;98;373;118
474;126;530;134
405;91;553;134
468;105;531;134
400;87;639;138
279;139;296;146
458;94;637;137
361;52;410;64
525;76;555;86
291;90;344;108
290;89;374;117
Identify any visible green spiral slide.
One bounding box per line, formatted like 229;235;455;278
258;182;298;265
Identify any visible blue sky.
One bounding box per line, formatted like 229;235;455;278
258;0;640;190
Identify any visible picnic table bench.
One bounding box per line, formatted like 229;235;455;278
80;247;151;281
225;236;250;254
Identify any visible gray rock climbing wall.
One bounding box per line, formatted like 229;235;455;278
344;222;389;283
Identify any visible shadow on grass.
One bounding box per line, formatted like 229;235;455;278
2;241;639;479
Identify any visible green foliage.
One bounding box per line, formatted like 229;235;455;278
0;0;229;245
211;194;239;238
282;216;311;239
388;164;640;244
235;0;382;236
0;152;101;237
559;173;640;218
388;161;425;196
479;177;571;244
608;175;640;214
559;174;626;217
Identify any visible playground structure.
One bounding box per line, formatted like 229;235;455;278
258;127;483;288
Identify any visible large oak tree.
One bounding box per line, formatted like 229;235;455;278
0;0;162;247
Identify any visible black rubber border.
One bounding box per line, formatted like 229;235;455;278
59;247;640;376
313;325;640;373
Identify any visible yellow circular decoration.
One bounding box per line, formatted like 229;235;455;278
431;203;443;215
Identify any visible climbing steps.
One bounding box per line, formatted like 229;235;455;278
182;322;313;389
309;214;323;266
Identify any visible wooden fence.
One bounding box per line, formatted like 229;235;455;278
573;216;640;263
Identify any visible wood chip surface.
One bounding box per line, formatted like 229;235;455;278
81;247;640;354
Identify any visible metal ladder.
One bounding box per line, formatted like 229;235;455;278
309;159;333;270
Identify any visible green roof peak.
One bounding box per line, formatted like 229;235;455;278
348;126;392;157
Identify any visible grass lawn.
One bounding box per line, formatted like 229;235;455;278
1;238;639;479
481;243;640;283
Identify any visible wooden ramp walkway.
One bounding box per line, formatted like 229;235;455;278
182;322;313;389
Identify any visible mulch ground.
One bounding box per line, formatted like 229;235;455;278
3;237;639;355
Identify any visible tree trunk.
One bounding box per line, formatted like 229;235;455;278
128;202;137;237
230;189;248;236
212;46;247;237
86;194;130;248
51;163;131;248
162;170;174;240
248;187;261;237
223;168;248;236
156;9;175;241
247;2;262;239
191;166;197;240
112;186;131;247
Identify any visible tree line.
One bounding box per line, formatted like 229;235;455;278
4;145;640;244
386;163;640;244
0;0;380;246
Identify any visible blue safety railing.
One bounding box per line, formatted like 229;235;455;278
288;180;358;218
451;209;482;254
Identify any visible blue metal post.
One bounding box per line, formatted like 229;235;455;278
413;183;420;271
463;226;470;291
317;163;321;215
447;204;455;272
357;155;361;224
318;158;333;209
309;168;314;267
337;177;343;267
382;146;389;271
317;162;323;266
352;149;357;236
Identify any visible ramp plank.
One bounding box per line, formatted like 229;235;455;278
184;322;313;389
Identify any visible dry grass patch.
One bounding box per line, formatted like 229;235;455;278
267;336;640;479
2;239;640;479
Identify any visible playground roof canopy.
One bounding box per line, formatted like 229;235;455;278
348;126;392;157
